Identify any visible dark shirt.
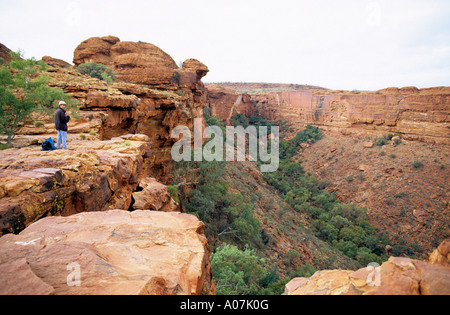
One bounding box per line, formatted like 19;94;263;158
55;107;70;131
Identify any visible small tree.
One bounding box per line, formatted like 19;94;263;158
0;51;78;146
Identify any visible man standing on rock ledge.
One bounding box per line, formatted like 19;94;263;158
55;101;70;149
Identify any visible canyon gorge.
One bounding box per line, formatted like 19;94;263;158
0;36;448;295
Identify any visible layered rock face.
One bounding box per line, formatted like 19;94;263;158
17;37;209;182
206;84;257;124
285;240;450;295
0;210;215;295
0;135;178;235
207;84;450;145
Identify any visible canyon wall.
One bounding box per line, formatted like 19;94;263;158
207;85;450;144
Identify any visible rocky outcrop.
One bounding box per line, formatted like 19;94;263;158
0;210;215;295
132;177;178;212
206;84;450;145
284;240;450;295
42;56;72;68
206;85;257;124
0;135;177;235
14;37;209;182
73;36;178;87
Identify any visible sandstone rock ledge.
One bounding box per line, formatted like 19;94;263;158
284;240;450;295
0;135;180;235
0;210;215;295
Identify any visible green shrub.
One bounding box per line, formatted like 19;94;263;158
167;185;179;202
33;121;45;127
394;192;407;198
0;143;11;150
77;62;116;83
412;161;424;169
375;137;386;146
211;244;265;295
290;264;316;278
284;250;301;266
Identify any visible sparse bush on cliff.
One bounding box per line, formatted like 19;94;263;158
413;160;424;169
393;137;402;146
290;264;317;279
204;107;224;127
33;120;45;127
167;185;179;202
375;137;386;146
76;62;116;83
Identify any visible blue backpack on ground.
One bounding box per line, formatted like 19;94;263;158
41;137;56;151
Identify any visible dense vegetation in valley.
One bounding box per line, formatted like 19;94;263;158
263;125;390;265
170;110;392;295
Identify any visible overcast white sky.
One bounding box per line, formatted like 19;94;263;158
1;0;449;90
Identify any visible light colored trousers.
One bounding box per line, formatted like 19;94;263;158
57;130;68;149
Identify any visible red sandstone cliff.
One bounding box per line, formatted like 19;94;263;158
12;36;209;182
206;84;450;145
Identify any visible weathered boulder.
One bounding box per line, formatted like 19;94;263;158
72;36;120;66
0;210;215;295
182;59;209;81
132;177;178;212
429;240;450;267
284;240;450;295
73;36;178;86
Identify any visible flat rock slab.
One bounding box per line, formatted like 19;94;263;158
0;210;215;295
